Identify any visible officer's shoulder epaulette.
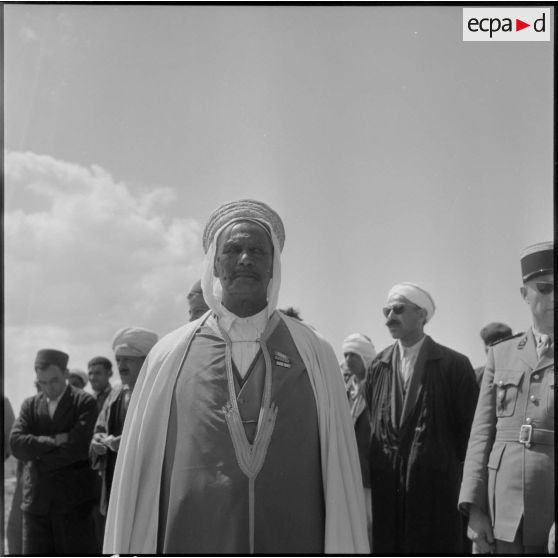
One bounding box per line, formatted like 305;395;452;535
490;332;524;347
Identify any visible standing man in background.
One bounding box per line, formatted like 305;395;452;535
88;356;113;413
459;241;554;554
90;327;158;516
187;279;210;321
87;355;114;550
365;282;479;555
342;332;376;544
10;349;98;555
67;368;89;390
474;322;514;385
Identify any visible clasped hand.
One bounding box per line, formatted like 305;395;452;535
91;433;121;455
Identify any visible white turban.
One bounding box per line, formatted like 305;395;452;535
387;282;436;323
68;368;89;387
112;327;159;358
201;199;284;320
342;333;377;370
202;199;285;254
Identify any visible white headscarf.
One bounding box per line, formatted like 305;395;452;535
201;218;282;321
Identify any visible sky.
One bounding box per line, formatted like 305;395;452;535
3;4;554;414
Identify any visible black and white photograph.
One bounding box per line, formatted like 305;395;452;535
3;3;554;555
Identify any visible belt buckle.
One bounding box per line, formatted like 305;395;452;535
519;424;533;444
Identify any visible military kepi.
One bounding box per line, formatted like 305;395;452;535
520;241;554;281
35;348;69;370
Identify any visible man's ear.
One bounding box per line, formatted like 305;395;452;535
520;285;527;302
63;368;70;380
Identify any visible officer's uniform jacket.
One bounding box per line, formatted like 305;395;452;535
459;328;554;546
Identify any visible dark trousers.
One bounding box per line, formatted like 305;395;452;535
91;504;106;553
22;503;96;555
7;463;24;555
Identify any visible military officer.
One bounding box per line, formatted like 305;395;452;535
459;241;554;554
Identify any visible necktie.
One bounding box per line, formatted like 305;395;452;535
537;334;553;359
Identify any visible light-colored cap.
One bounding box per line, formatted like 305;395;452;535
68;368;89;387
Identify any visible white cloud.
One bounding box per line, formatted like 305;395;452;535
4;151;204;412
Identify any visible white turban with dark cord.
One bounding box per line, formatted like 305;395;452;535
202;199;285;254
387;282;436;323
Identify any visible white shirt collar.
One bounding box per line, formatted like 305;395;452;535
47;388;66;405
532;327;553;345
397;335;426;358
217;303;269;337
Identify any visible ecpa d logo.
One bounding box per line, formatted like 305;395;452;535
463;8;550;41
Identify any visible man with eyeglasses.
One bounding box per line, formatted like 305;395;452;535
459;241;554;554
364;282;479;555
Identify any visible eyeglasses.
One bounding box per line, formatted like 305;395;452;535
382;304;407;318
534;281;554;295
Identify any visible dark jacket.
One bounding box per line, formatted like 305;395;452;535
10;385;98;515
90;385;128;515
365;336;479;555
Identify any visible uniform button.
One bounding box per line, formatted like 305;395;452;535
533;374;540;381
525;417;532;424
530;395;537;402
498;380;504;386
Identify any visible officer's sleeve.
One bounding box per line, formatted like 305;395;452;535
458;347;497;514
453;355;480;462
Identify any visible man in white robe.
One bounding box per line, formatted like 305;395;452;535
103;199;369;554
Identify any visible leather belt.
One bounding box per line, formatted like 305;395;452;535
495;426;554;447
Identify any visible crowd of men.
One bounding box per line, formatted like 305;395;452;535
4;199;554;555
